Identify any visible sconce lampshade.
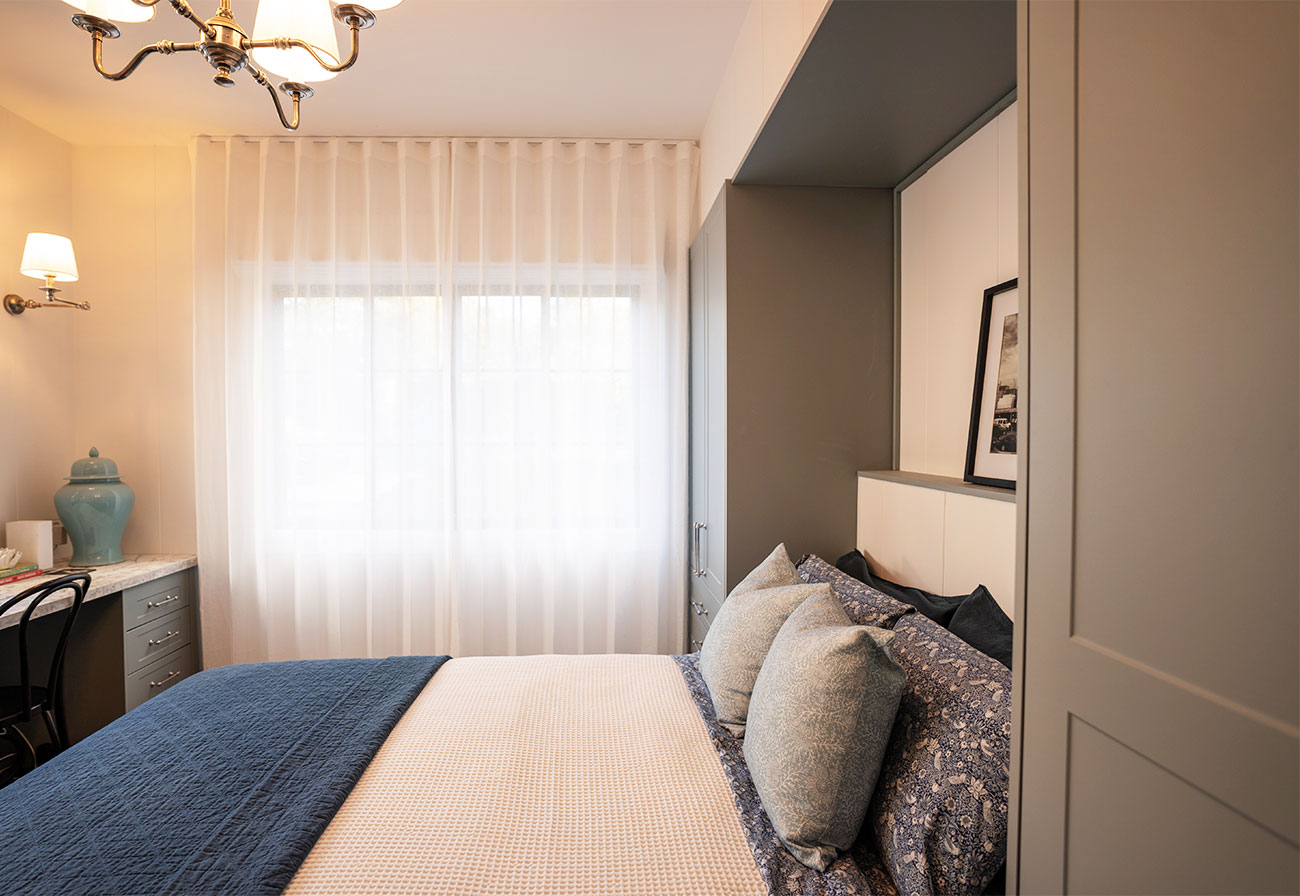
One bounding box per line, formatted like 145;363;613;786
20;233;79;283
252;0;341;83
60;0;156;24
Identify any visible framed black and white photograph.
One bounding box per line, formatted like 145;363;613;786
964;278;1019;489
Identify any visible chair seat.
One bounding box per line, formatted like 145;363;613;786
0;686;49;727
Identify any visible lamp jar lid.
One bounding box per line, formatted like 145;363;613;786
66;446;122;482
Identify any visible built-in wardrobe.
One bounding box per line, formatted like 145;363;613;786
692;0;1300;891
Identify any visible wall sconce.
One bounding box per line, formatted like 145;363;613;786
4;233;91;315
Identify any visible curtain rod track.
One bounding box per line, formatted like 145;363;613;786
208;137;692;148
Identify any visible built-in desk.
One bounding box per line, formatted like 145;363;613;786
0;554;200;744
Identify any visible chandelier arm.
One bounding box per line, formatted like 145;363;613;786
246;63;303;131
90;35;200;81
244;22;363;75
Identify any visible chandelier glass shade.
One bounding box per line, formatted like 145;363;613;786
61;0;156;24
252;0;340;83
66;0;402;130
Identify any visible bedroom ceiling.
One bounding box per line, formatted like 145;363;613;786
0;0;749;145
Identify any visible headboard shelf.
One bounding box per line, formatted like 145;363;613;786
857;470;1017;616
858;470;1015;503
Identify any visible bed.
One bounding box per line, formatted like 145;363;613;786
0;553;1010;896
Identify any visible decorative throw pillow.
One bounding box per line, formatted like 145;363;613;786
744;591;905;871
796;554;914;628
836;549;1013;668
948;585;1013;668
836;548;965;625
862;612;1012;895
731;542;803;595
700;544;824;737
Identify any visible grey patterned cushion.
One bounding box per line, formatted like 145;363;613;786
730;542;804;595
699;545;827;737
863;612;1011;895
744;591;906;871
796;554;915;628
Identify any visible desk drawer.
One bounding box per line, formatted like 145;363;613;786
126;644;198;711
123;572;190;631
124;608;192;673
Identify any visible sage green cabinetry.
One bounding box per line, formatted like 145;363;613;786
63;569;201;743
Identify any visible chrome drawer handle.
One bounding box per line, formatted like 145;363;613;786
690;601;709;618
147;594;181;609
149;670;181;689
690;639;703;651
149;630;181;647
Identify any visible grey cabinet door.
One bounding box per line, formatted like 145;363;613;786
688;195;728;635
1015;1;1299;891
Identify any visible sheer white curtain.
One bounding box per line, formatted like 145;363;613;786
192;138;696;666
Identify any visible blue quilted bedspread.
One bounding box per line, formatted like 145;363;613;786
0;655;448;895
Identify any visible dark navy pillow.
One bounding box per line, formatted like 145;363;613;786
835;550;1013;669
949;585;1013;668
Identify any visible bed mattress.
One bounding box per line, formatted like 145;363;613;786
287;654;768;896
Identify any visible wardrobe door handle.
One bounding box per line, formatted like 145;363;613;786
693;522;708;577
691;522;702;576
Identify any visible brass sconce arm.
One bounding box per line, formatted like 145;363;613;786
4;282;91;316
90;33;201;81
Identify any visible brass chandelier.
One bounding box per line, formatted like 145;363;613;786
64;0;403;130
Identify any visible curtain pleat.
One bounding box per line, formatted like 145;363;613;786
193;137;697;665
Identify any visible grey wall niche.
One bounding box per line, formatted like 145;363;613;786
687;182;893;647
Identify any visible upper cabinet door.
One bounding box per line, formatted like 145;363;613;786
1016;1;1299;892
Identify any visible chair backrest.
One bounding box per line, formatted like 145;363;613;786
0;573;91;724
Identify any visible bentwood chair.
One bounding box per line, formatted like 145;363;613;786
0;573;90;785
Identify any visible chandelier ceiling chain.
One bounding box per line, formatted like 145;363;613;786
70;0;393;130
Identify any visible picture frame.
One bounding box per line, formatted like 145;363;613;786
964;278;1019;489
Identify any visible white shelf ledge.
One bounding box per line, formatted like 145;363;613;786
858;470;1016;503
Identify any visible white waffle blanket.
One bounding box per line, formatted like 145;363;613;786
286;654;768;896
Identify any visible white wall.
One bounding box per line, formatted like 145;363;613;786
0;105;196;559
71;147;196;555
0;108;78;536
899;103;1018;477
696;0;829;224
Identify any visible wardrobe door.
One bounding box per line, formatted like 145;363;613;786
1015;1;1299;891
688;193;727;651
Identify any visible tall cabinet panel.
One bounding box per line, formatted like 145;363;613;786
687;182;894;646
1015;0;1299;890
688;198;728;651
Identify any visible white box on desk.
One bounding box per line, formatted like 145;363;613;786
5;520;54;570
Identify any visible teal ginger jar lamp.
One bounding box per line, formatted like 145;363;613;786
54;447;135;567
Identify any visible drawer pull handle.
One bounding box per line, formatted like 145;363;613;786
690;601;709;618
149;670;182;688
147;594;181;609
690;639;703;651
149;630;181;647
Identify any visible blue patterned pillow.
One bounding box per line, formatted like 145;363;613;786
796;554;915;629
863;613;1011;895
